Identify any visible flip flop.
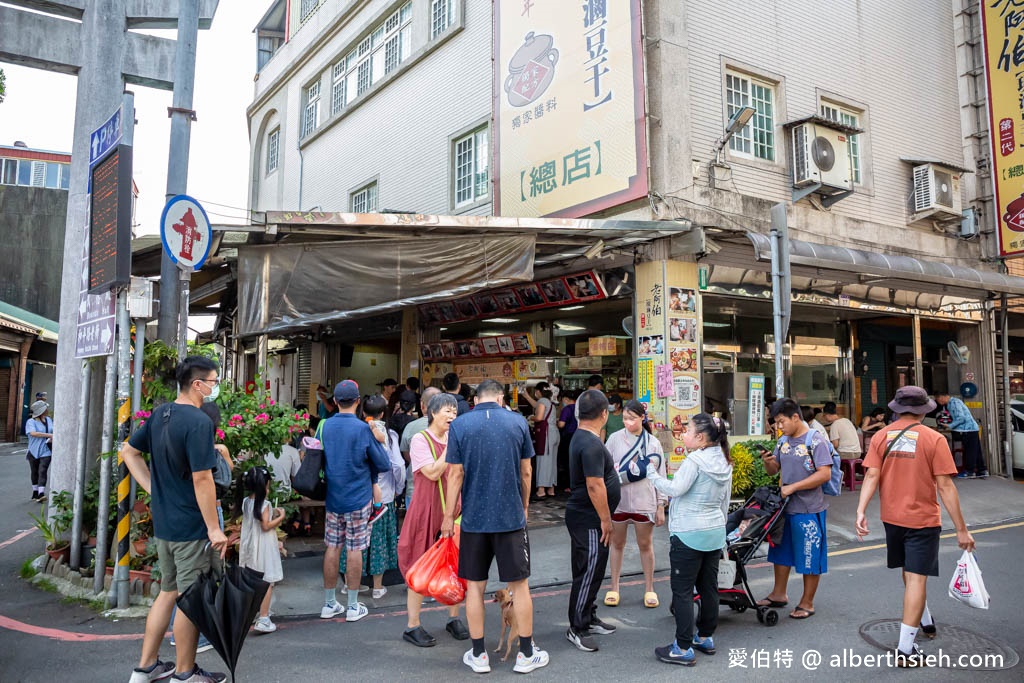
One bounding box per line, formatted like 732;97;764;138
603;591;620;607
644;592;659;608
755;598;788;608
789;607;815;619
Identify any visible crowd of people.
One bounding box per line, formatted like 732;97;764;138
118;359;980;679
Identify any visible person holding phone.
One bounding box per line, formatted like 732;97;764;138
756;398;833;621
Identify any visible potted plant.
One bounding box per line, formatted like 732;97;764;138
29;510;70;562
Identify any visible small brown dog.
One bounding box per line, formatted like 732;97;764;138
493;587;518;661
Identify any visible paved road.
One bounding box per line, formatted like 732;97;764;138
0;443;1021;682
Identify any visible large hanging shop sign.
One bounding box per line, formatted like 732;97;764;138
635;260;702;477
980;0;1024;256
418;270;606;326
493;0;648;217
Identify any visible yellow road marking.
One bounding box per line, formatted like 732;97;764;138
832;520;1024;556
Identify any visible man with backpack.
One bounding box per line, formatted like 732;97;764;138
855;386;975;667
757;398;833;620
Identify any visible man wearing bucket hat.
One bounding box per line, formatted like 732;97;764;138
25;401;53;501
855;386;975;667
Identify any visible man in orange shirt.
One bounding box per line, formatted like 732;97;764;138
855;386;975;668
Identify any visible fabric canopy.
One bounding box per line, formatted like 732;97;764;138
237;235;535;337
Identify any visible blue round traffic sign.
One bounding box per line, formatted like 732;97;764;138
160;195;212;271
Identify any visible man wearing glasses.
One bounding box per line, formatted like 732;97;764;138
122;356;230;683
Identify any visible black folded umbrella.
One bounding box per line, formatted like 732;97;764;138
176;563;270;680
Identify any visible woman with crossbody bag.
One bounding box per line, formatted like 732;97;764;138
396;393;469;648
602;400;667;609
26;401;53;502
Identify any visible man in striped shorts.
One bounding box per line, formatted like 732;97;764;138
565;390;621;652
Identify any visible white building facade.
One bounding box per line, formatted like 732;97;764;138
246;0;1020;472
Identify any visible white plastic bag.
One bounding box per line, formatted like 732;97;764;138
948;550;989;609
717;557;736;588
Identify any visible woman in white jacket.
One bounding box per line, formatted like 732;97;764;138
645;413;733;667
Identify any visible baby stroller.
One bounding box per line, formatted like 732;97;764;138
679;486;788;626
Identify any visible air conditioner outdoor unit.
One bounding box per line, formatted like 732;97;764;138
912;163;961;218
791;123;853;191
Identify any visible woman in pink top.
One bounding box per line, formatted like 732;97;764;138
397;393;468;647
603;400;667;608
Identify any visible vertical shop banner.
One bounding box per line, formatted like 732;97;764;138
747;375;765;435
665;261;702;475
636;261;702;476
493;0;648;217
635;261;666;417
980;0;1024;256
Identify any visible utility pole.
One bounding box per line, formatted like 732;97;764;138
770;203;791;399
159;0;201;352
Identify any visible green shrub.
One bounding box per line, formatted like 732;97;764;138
729;439;779;499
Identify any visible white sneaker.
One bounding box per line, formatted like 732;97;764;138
513;645;549;673
372;587;387;599
346;602;369;622
253;616;277;633
463;648;491;673
320;601;344;619
128;660;175;683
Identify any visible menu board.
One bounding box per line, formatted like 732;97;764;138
89;145;132;293
419;270;607;325
421;333;535;361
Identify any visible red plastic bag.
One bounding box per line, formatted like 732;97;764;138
405;537;466;605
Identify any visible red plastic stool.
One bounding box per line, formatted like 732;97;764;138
840;458;863;492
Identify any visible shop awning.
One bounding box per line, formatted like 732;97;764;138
233;212;702;338
743;232;1024;299
237;235;537;337
0;300;58;343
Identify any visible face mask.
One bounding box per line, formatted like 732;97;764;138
202;382;219;403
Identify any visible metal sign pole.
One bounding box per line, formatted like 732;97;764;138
770;203;790;399
178;269;191;360
92;347;118;595
69;361;92;571
112;287;133;608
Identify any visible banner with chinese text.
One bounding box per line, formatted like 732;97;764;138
981;0;1024;256
494;0;648;217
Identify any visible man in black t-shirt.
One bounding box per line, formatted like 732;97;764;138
565;389;621;653
122;357;229;683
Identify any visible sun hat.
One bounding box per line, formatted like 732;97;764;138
887;386;936;415
30;401;48;419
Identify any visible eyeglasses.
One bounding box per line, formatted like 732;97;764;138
196;378;220;386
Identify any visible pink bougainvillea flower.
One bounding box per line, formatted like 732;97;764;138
269;400;275;406
216;429;225;440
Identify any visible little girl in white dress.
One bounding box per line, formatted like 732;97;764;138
241;466;286;633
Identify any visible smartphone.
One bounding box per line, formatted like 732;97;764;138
755;444;773;459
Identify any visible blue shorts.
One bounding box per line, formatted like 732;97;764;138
767;511;828;575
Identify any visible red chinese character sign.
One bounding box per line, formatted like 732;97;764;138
160;195;212;271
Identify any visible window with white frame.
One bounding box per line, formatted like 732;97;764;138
350;182;378;213
820;102;862;184
332;3;412;112
453;127;489;207
302;81;320;138
726;70;776;161
431;0;456;39
0;158;70;189
299;0;320;23
266;128;280;174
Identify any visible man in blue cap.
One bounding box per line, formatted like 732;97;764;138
319;380;391;623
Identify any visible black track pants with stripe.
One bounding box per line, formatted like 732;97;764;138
566;509;609;632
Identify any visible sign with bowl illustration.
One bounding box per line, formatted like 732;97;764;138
494;0;648;217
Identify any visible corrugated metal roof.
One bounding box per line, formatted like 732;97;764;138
0;300;58;341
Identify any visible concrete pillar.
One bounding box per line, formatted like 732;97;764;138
50;1;130;498
398;307;420;383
